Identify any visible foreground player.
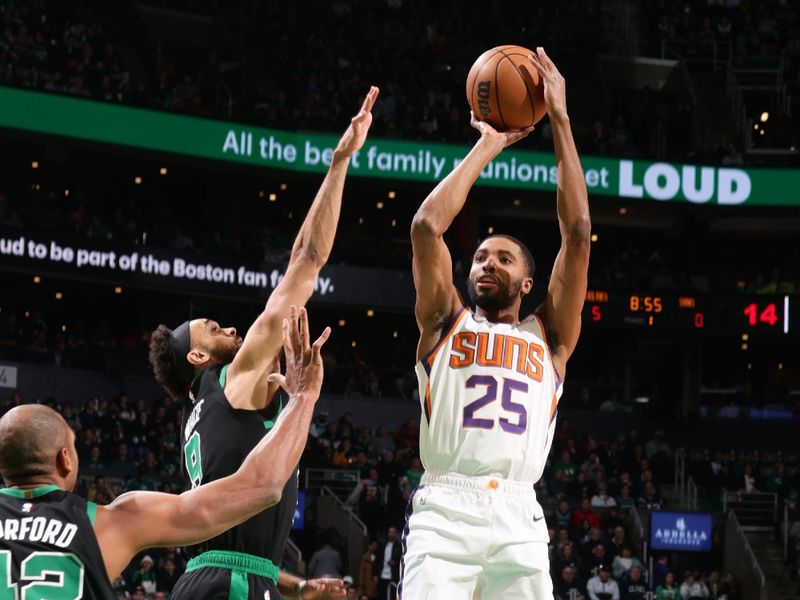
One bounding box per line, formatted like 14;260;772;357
148;87;378;599
0;308;335;598
403;48;590;598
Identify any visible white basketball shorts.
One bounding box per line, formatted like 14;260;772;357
399;472;553;599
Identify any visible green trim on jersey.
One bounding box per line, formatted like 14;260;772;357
86;501;97;525
0;484;61;499
218;363;230;388
185;550;279;584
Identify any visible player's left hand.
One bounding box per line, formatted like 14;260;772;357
528;47;567;123
335;85;380;158
300;577;347;599
265;353;281;405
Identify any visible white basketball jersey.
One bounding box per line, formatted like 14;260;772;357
415;306;563;482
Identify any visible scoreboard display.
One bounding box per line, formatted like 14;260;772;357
582;291;795;335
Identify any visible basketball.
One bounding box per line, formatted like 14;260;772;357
466;45;547;131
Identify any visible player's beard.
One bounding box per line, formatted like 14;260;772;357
467;276;522;312
208;343;237;365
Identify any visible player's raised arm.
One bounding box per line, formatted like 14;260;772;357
528;48;591;376
411;114;533;359
96;307;330;580
224;87;378;406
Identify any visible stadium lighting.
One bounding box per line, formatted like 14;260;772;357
591;234;599;242
634;396;650;404
134;176;142;184
61;325;67;332
741;333;748;341
31;161;39;169
268;193;277;201
487;226;494;234
388;191;396;199
351;340;357;347
754;123;759;130
54;292;63;300
160;167;168;175
114;286;122;294
376;201;384;209
366;309;375;317
33;276;41;284
338;319;346;327
391;219;397;227
759;130;765;136
64;189;69;197
760;111;769;122
393;331;398;338
778;362;783;370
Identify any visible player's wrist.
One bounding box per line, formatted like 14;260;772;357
295;579;308;598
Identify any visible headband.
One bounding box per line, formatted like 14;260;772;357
169;320;196;393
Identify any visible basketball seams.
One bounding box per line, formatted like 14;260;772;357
469;48;506;124
504;52;537;127
493;53;510;131
495;47;535;130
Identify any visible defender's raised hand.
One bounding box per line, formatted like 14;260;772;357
335;85;380;158
267;306;330;401
528;47;567;123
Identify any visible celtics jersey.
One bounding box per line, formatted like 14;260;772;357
0;485;115;599
181;364;297;563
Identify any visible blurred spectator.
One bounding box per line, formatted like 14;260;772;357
586;565;620;600
555;565;586;600
130;555;157;597
573;498;602;531
621;565;647;600
357;540;380;599
308;538;343;578
377;527;401;600
656;571;678;600
612;546;644;581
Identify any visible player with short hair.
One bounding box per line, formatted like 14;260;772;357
0;308;335;599
402;48;590;598
147;86;379;599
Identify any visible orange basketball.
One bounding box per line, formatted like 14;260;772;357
466;45;547;131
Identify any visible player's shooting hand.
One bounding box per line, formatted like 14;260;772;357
301;577;347;599
335;86;380;158
528;47;568;123
470;110;534;151
267;306;331;403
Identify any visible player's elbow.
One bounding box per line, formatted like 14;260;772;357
411;213;441;241
261;482;283;508
565;215;592;246
293;245;327;270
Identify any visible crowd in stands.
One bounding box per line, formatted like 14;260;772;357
4;0;798;163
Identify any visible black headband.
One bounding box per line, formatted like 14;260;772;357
169;320;196;393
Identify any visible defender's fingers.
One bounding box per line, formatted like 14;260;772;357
266;373;287;393
299;307;311;351
281;318;295;362
288;305;302;351
311;326;332;363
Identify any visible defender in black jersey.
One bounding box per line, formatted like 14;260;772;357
148;87;379;599
0;307;332;599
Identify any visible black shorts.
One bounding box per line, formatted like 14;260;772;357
170;566;280;600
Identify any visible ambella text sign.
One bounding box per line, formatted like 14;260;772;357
650;511;712;552
0;231;415;309
0;86;797;205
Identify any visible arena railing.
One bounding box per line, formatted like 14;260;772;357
674;448;687;505
723;511;767;600
319;485;368;577
283;537;305;578
304;468;361;501
722;491;778;532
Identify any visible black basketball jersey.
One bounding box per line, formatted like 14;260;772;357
181;364;298;563
0;485;116;599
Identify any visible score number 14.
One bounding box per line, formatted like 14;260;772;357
743;302;778;327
